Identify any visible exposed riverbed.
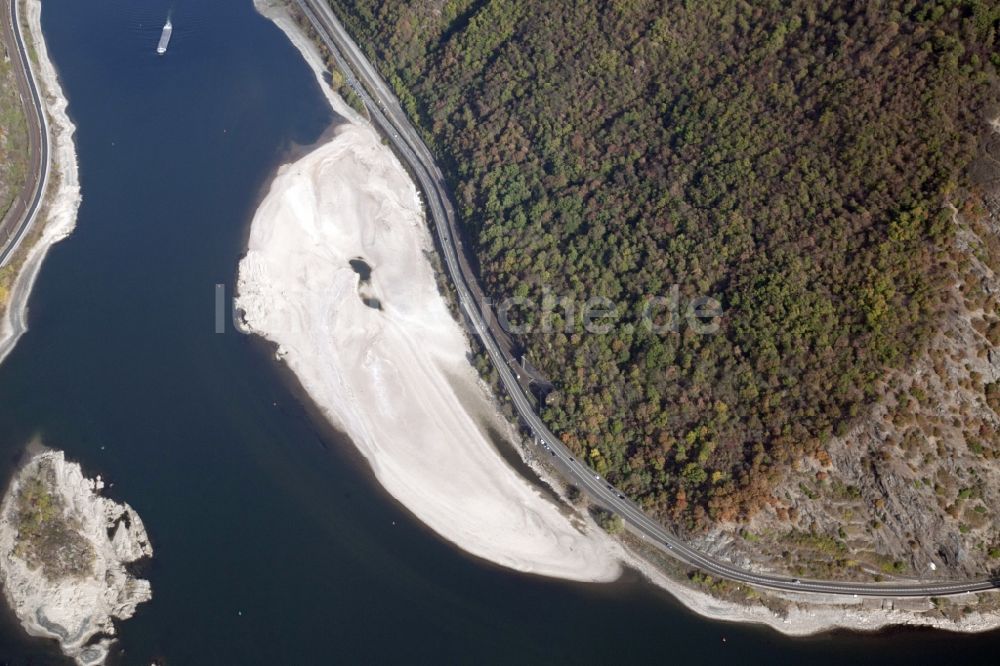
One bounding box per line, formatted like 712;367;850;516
236;118;621;582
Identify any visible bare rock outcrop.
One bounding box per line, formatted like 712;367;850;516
701;170;1000;584
0;449;152;665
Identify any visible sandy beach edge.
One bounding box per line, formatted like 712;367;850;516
251;0;1000;637
0;0;82;366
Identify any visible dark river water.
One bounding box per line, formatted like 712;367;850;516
0;0;997;663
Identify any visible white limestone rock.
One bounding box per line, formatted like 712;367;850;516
0;450;152;665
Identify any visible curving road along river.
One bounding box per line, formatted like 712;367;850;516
0;0;49;267
296;0;999;599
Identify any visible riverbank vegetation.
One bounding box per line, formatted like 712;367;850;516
14;459;95;579
327;0;1000;530
0;44;29;244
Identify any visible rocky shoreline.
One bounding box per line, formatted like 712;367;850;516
0;449;152;665
0;0;82;365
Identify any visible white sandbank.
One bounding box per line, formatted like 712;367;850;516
0;0;81;365
236;117;620;581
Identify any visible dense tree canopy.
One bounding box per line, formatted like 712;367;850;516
328;0;1000;528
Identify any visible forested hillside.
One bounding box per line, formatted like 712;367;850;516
326;0;1000;529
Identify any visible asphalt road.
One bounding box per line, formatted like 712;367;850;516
296;0;999;599
0;0;49;268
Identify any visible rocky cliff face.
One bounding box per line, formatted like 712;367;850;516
0;449;152;665
701;180;1000;584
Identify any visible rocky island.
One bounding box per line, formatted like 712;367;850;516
0;449;152;665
